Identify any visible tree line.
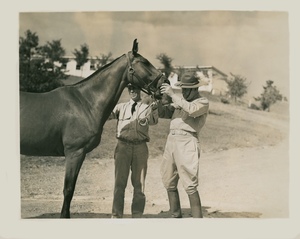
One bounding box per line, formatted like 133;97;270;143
19;30;113;92
19;29;284;112
156;53;284;112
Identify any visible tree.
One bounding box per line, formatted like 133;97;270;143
174;66;185;80
19;30;39;62
19;30;64;92
226;73;249;102
254;80;282;112
19;30;39;91
73;43;89;76
156;53;173;78
95;52;114;68
40;39;67;71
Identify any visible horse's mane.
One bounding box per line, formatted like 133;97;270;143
72;54;125;86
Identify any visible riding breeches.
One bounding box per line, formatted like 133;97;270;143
161;133;200;195
112;140;148;218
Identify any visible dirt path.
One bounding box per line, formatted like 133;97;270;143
21;134;289;219
199;137;289;218
20;100;290;219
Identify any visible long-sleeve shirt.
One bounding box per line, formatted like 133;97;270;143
110;99;158;142
158;94;209;137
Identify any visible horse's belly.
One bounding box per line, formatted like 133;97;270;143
20;136;65;156
21;148;64;157
20;102;66;156
20;123;65;156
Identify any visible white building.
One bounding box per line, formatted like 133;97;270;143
170;66;228;95
61;57;228;96
61;56;100;78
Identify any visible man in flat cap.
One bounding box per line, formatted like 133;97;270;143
158;72;209;218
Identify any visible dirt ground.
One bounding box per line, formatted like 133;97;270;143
20;99;290;220
21;126;289;219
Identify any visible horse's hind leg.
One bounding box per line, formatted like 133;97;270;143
60;149;86;218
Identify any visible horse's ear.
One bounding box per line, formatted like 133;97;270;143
132;39;138;56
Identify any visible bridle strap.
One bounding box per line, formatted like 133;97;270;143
126;53;162;95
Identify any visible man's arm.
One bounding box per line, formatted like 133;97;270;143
160;83;209;117
171;94;209;117
108;103;120;120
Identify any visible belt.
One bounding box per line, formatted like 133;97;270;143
169;129;198;138
118;138;148;145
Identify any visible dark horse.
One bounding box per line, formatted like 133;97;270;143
20;39;166;218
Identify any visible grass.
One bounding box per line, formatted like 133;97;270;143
20;92;289;218
57;76;289;159
87;93;289;159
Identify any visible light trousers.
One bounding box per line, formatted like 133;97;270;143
161;133;200;195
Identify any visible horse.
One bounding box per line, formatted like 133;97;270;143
20;39;167;218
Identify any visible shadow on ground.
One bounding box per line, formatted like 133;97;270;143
26;207;262;219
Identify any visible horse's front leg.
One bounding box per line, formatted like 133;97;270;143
60;149;86;218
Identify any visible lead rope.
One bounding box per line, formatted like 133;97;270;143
136;100;158;126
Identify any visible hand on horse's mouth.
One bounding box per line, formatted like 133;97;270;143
153;92;163;100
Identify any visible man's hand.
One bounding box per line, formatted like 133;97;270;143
171;103;181;109
160;83;174;96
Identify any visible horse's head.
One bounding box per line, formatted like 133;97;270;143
126;39;169;100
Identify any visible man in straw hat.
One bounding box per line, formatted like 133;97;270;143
157;72;209;218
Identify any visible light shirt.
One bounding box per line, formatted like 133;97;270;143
111;99;158;142
158;94;209;137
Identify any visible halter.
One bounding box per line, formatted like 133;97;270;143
126;53;163;95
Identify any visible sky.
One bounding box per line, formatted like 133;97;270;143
19;11;289;99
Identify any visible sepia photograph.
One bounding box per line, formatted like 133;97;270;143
19;10;290;219
1;1;300;239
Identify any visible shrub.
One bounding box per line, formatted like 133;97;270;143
221;97;230;104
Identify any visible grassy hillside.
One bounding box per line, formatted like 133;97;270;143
59;76;289;159
87;92;289;159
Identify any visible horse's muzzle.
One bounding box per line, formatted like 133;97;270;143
153;77;170;100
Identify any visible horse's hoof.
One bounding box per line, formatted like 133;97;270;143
60;213;70;218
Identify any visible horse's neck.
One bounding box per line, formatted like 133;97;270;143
76;55;128;125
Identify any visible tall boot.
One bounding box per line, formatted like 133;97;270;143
188;191;203;218
167;189;182;218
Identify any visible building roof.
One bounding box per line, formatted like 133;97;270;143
62;55;99;60
173;65;228;77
